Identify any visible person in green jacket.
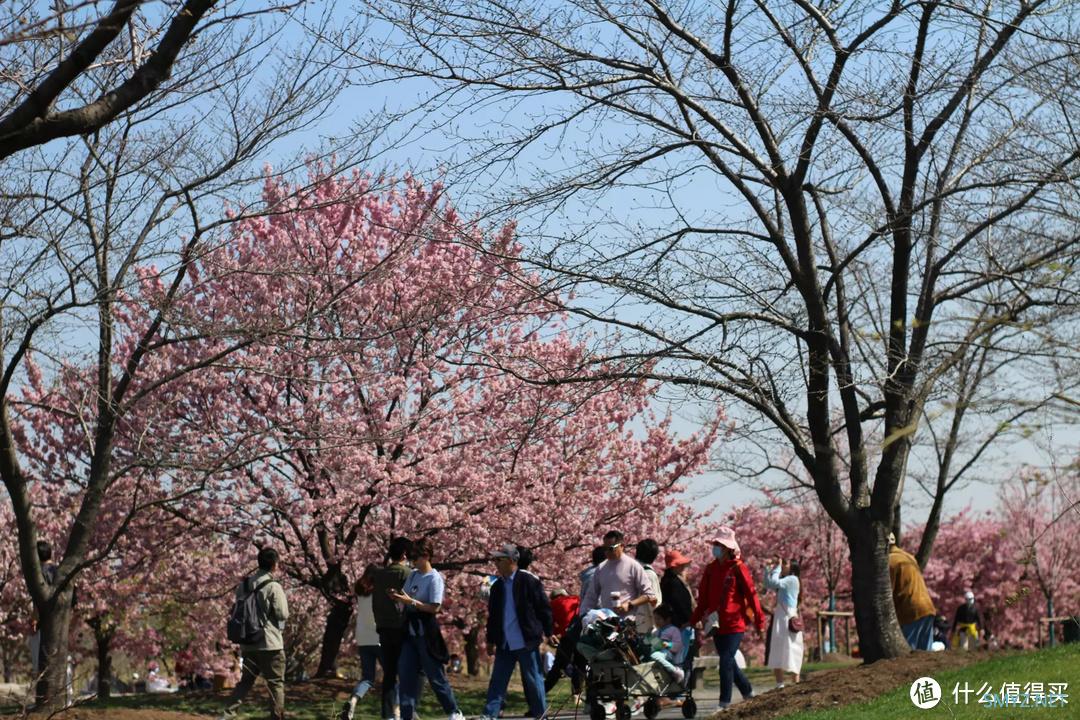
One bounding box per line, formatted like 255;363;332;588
220;547;289;720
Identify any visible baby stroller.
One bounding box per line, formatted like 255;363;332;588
578;614;697;720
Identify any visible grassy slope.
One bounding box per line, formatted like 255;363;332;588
774;643;1079;720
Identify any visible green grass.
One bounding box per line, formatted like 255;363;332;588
774;643;1080;720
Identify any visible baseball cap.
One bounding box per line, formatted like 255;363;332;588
491;543;520;561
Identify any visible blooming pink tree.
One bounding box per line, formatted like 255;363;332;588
998;465;1080;645
1;165;724;682
0;504;31;683
136;168;722;675
12;359;255;695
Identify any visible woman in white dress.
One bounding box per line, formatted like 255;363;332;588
763;557;803;687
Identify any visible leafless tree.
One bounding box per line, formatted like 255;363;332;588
0;0;310;160
0;4;364;707
909;318;1079;567
354;0;1080;660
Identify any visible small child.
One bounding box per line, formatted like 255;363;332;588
650;604;685;683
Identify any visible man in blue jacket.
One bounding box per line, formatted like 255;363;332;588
482;543;555;720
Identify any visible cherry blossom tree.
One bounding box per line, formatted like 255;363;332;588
999;464;1080;645
133;168;723;675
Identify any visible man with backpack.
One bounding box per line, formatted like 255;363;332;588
221;547;289;720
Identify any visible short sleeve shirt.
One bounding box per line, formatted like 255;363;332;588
406;569;445;606
404;568;445;637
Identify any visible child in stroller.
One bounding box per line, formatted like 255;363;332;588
649;604;686;683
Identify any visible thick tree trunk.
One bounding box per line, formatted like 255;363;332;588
464;626;481;676
90;618;114;700
35;592;73;710
847;517;909;663
315;598;353;677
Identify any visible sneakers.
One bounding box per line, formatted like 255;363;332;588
775;682;786;689
340;701;356;720
448;712;466;720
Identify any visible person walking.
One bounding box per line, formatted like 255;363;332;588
481;543;554;720
950;590;984;650
368;537;412;720
690;528;765;710
550;589;580;638
580;530;656;616
390;538;465;720
763;557;803;687
220;547;289;720
659;550;695;628
544;588;584;697
660;549;697;690
634;539;664;635
340;565;384;720
888;533;936;650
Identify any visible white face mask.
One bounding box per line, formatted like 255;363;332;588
712;546;726;560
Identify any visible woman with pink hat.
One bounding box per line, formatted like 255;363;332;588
689;527;766;710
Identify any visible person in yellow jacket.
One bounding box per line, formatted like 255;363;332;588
950;591;983;650
887;534;936;650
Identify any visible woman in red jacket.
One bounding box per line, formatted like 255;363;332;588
690;527;766;709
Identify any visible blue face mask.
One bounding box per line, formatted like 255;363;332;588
712;546;725;560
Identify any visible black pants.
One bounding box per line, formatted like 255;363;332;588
378;627;407;719
545;617;584;695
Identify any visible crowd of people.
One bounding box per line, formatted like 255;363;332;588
218;527;811;719
26;525;993;719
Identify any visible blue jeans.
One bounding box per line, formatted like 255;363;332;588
902;616;935;651
484;646;547;718
361;645;380;683
399;635;459;720
352;645;386;697
714;633;753;705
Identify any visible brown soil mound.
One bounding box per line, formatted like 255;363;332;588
717;650;999;719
